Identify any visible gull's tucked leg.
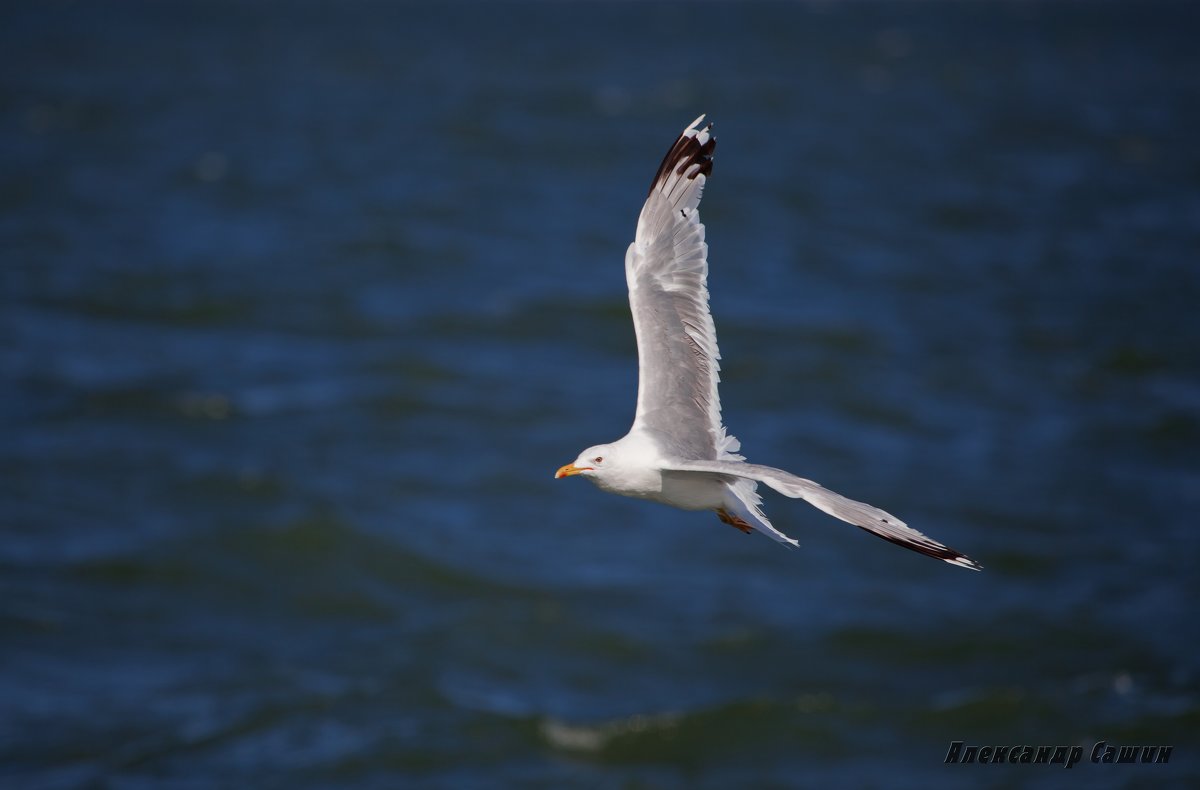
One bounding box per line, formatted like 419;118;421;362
715;507;754;534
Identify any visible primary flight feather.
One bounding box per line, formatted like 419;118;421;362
555;116;980;571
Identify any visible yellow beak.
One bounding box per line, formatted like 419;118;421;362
555;463;591;479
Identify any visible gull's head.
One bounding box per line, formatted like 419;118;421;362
555;444;614;482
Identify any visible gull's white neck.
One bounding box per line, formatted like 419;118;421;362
589;431;666;499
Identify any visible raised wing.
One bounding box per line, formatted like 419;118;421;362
660;459;982;570
624;116;739;461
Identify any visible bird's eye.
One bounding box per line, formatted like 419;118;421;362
593;456;603;464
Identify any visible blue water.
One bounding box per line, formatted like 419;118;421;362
3;2;1198;787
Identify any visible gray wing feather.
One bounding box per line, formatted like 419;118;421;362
660;459;982;570
626;116;739;462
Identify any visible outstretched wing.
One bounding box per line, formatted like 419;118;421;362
661;459;982;570
624;116;740;462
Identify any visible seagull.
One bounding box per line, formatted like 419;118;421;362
555;116;981;571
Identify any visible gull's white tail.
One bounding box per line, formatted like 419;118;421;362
722;479;800;549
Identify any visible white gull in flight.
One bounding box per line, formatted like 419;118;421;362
556;116;980;570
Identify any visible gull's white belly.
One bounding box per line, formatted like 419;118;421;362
590;466;726;511
655;470;726;511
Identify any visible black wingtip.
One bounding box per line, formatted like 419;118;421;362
866;528;983;571
906;539;984;571
647;119;716;198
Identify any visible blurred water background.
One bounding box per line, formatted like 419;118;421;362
3;1;1198;788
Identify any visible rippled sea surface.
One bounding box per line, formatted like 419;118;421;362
3;2;1198;787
